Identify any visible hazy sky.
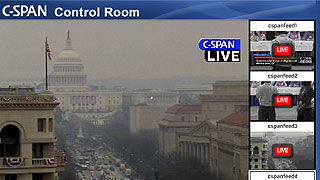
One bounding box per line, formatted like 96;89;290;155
0;20;248;80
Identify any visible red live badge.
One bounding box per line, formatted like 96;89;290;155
274;96;292;106
272;144;294;158
274;46;292;56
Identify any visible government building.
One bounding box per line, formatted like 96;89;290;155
158;81;249;180
48;31;124;114
158;104;202;157
48;31;179;125
0;88;65;180
129;90;180;133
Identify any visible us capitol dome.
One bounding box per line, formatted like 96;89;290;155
48;30;87;91
47;31;178;115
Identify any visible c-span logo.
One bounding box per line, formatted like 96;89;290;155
198;38;240;62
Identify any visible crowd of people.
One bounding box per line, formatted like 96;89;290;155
250;31;314;41
251;81;314;88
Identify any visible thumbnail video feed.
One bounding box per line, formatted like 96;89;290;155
250;31;314;71
250;81;314;120
250;131;314;170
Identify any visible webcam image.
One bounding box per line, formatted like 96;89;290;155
250;81;314;121
250;31;314;71
0;20;249;180
0;1;317;180
250;131;314;170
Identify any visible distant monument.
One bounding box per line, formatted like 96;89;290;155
77;124;84;138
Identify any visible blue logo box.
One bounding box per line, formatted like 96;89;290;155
198;39;240;51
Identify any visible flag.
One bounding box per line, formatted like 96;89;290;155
46;42;52;60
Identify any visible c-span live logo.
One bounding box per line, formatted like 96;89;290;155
198;39;240;62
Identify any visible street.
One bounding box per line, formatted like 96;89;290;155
66;135;138;180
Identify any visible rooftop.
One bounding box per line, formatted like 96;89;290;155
0;89;58;106
251;137;268;143
218;111;249;127
0;87;35;93
167;104;201;113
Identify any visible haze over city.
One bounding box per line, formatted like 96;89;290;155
0;20;248;83
0;20;251;180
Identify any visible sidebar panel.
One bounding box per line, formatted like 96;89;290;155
248;20;316;180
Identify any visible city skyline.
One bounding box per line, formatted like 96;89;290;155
0;20;248;81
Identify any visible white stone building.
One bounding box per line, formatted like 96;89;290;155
48;31;124;114
158;104;202;157
48;31;179;117
129;104;168;133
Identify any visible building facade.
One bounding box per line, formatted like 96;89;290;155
129;104;168;133
210;110;249;180
55;91;123;112
128;89;180;133
200;81;248;123
0;88;65;180
158;104;202;158
250;137;268;170
177;108;249;180
159;81;249;180
130;90;179;107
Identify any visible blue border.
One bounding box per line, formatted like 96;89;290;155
0;0;318;178
0;1;317;19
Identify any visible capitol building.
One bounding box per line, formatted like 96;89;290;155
48;30;87;92
48;31;179;122
48;31;124;115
